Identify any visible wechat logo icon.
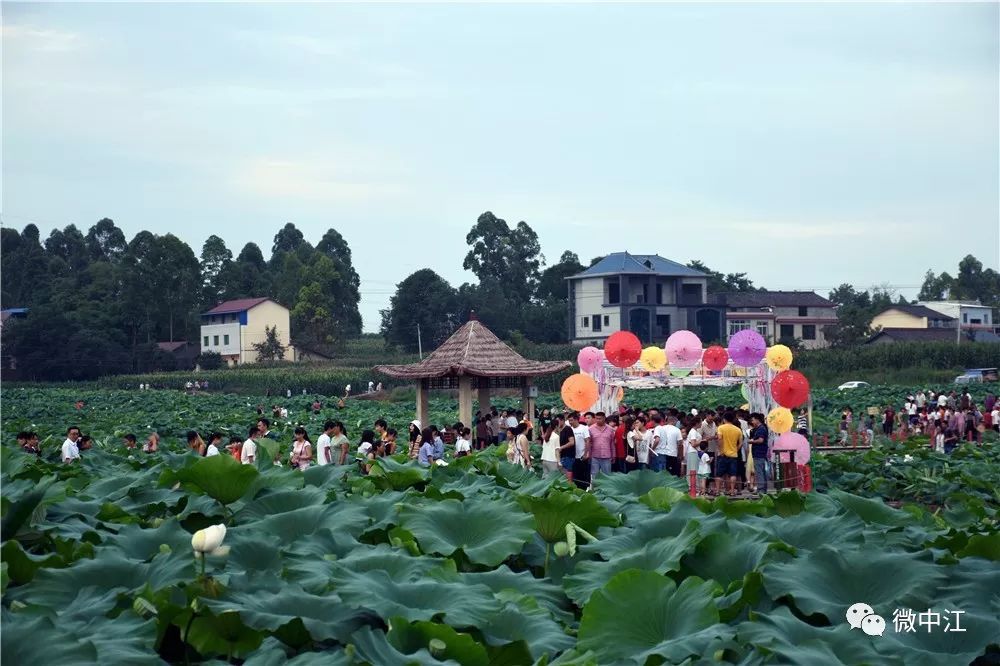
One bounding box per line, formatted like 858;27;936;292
846;602;885;637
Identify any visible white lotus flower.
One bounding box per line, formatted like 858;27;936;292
191;524;227;556
903;455;914;463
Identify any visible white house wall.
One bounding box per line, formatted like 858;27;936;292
200;323;241;356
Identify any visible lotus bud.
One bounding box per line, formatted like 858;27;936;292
191;524;227;554
553;541;569;557
159;544;171;555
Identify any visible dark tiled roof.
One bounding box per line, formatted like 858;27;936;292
881;305;955;320
715;291;835;308
570;252;707;279
374;318;571;379
203;297;272;315
156;341;191;352
867;328;1000;343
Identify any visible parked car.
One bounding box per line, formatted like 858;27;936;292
838;381;871;390
954;368;998;384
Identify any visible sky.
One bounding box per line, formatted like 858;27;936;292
3;2;998;332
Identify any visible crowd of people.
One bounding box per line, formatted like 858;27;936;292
870;389;997;452
21;387;996;496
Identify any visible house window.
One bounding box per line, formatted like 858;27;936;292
603;315;609;326
802;325;817;340
593;316;602;332
963;313;968;323
213;335;220;346
223;334;230;345
971;318;982;325
582;316;589;328
607;282;620;305
203;336;209;347
655;284;663;305
798;306;808;317
728;319;750;337
756;321;769;337
780;324;794;339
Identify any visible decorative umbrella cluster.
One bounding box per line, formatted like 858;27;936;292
560;329;812;424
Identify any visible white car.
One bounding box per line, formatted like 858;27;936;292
838;381;870;390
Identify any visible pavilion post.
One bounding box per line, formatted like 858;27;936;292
477;383;492;416
521;377;536;422
458;375;474;427
416;379;429;428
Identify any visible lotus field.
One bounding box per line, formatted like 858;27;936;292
2;387;999;665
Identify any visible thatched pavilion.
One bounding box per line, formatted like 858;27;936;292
373;314;572;428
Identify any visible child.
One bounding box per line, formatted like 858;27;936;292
864;415;874;445
839;414;849;444
697;441;712;495
934;428;945;453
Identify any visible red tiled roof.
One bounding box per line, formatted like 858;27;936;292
203;297;271;315
374;319;571;379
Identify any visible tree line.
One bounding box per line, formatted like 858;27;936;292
378;211;760;352
1;220;361;380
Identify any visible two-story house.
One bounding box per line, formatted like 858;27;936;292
200;298;295;365
713;291;838;349
565;253;724;344
917;300;994;332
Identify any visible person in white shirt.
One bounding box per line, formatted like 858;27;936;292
241;426;258;465
991;407;1000;433
937;393;948;408
571;416;591;460
316;420;335;466
367;381;375;393
685;415;703;477
455;427;473;458
652;415;682;476
62;426;81;463
205;433;222;457
505;412;519;430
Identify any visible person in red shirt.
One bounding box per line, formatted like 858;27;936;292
611;414;627;473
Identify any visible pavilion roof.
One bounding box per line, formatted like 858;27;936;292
373;318;571;379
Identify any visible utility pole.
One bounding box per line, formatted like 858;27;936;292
417;323;423;359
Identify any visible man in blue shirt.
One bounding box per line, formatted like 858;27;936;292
749;413;770;493
418;438;435;466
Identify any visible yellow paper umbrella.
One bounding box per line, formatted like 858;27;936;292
561;373;599;412
765;344;793;371
639;346;667;371
767;407;794;434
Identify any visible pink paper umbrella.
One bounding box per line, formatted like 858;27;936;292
728;329;767;367
577;346;603;373
665;330;702;367
773;432;810;465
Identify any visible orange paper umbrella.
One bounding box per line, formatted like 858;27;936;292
771;370;810;409
605;331;642;368
561;373;599;412
767;407;794;434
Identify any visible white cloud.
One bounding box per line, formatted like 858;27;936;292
1;24;82;53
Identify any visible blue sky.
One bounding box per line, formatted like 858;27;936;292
3;2;997;331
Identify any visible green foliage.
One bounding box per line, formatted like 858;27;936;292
253;325;287;362
2;386;1000;663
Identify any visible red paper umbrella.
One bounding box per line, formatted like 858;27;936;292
771;370;810;408
702;345;729;372
604;331;642;368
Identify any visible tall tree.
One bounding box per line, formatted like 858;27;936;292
917;270;953;301
200;235;233;307
315;228;362;335
44;224;89;267
157;234;201;342
84;218;127;263
291;282;336;348
536;251;585;303
381;269;459;352
463;212;542;302
271;223;306;259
